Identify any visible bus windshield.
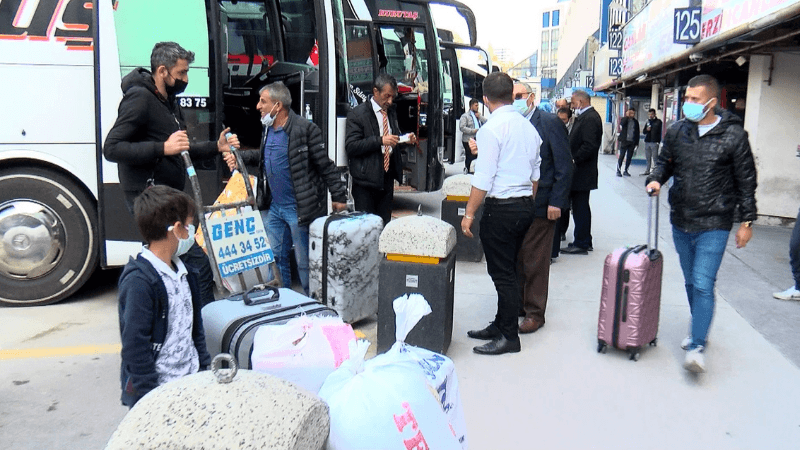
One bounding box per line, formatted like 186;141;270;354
220;1;278;84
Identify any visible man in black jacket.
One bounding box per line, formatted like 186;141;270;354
561;90;603;255
226;82;347;295
646;75;757;373
345;74;417;226
617;108;639;176
512;82;573;333
104;42;238;306
641;108;662;175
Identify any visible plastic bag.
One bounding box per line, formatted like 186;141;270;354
252;315;356;393
318;294;466;450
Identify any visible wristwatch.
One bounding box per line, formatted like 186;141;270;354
742;221;753;228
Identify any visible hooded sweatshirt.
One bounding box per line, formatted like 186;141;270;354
103;68;217;196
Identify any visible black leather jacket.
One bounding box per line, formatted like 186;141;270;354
646;109;757;232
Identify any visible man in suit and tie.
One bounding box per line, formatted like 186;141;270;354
345;73;417;226
512;82;574;333
561;89;603;255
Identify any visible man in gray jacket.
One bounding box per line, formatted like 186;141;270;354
459;98;487;173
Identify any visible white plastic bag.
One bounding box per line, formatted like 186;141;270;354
318;294;467;450
251;315;356;393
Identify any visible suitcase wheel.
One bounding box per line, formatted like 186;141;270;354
628;350;640;362
597;341;608;354
649;338;658;347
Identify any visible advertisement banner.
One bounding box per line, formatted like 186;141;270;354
621;0;692;78
701;0;796;40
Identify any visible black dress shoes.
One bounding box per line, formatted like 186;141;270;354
467;324;502;340
560;245;588;255
473;336;521;355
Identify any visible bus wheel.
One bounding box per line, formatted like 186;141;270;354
0;167;99;306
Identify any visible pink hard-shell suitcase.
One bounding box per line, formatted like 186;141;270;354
597;195;662;361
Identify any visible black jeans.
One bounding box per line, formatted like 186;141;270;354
463;141;476;172
792;207;800;290
570;190;592;249
617;143;635;172
352;170;395;227
479;197;534;341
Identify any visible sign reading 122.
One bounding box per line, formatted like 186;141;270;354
673;6;701;45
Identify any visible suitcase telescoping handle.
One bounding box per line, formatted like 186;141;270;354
243;284;280;306
646;189;659;252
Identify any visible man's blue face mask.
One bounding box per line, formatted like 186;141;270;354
682;98;713;122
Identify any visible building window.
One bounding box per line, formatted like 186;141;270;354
542;30;549;44
543;11;550;28
552;10;560;26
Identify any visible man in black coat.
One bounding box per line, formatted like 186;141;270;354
345;74;417;226
512;83;573;333
561;90;603;254
641;108;663;175
617;108;639;176
104;41;238;306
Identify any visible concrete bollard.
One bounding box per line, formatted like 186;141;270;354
105;355;330;450
377;213;457;354
440;174;483;262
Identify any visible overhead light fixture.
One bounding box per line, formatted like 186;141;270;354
736;56;748;66
689;52;704;63
635;74;647;82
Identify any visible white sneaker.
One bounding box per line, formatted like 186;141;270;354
683;346;706;373
681;336;693;350
773;287;800;301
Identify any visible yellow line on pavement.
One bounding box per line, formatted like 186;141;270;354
0;344;121;360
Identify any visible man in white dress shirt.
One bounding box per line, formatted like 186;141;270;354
461;72;542;355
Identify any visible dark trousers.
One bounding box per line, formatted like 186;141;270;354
479;197;534;341
553;207;570;257
352;171;395;227
570;190;592;249
463;141;476;172
517;217;556;323
125;191;216;306
792;207;800;290
617;143;635;172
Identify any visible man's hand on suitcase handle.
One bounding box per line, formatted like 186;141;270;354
331;202;347;213
646;181;660;197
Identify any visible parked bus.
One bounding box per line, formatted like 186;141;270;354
0;0;477;306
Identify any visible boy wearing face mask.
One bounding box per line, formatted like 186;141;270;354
104;41;239;306
646;75;757;374
117;186;212;408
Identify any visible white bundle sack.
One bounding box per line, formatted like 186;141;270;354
318;294;464;450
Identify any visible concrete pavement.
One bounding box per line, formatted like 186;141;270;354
441;154;800;449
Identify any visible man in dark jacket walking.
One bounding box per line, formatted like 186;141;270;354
617;108;639;176
104;41;238;306
345;74;417;226
646;75;757;374
641;108;662;175
227;82;347;294
512;82;573;333
561;90;603;255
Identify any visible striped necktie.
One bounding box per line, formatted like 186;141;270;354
381;109;390;172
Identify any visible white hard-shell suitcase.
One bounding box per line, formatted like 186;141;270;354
308;212;383;323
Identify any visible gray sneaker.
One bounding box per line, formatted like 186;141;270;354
773;287;800;301
683;346;706;373
681;336;692;350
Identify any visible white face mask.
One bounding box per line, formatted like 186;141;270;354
260;104;278;127
170;224;196;257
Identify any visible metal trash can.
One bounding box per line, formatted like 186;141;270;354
440;174;483;262
377;213;457;354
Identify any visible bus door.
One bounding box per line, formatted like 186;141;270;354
438;29;463;164
344;18;442;191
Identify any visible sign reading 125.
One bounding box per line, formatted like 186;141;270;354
673;6;701;45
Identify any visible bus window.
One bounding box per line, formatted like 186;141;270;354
377;26;429;94
278;0;317;65
220;1;277;86
346;23;376;104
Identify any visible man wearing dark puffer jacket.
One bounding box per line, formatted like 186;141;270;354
646;75;757;374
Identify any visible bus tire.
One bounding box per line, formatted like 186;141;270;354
0;167;99;306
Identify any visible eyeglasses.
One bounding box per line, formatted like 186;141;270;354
513;93;531;100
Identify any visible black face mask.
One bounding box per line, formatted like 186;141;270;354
165;75;188;97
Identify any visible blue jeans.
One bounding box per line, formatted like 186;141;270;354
261;204;309;295
791;207;800;290
671;226;730;350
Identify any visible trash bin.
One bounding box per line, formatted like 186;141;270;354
105;354;330;450
377;213;457;354
440;174;483;262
